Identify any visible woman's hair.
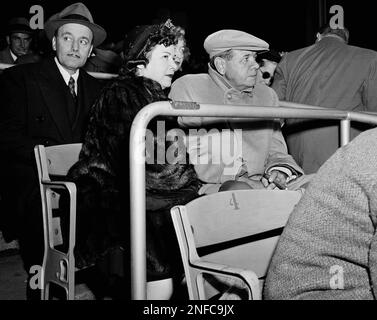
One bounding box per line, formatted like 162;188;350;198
119;20;184;76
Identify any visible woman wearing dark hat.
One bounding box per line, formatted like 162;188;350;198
66;20;200;299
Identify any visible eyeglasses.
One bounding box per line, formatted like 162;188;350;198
262;71;272;79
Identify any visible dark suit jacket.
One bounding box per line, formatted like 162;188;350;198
272;37;377;173
0;57;104;240
0;47;15;64
0;47;42;65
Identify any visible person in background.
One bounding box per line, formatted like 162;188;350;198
0;17;40;65
0;2;106;299
171;25;190;79
256;49;282;86
272;24;377;174
169;29;308;195
66;20;200;299
264;126;377;300
84;46;122;74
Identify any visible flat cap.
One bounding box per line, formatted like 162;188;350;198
204;29;269;58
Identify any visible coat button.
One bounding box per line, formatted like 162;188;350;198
36;116;45;122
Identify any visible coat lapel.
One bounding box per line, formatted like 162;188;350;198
73;72;89;128
0;48;16;64
37;58;73;142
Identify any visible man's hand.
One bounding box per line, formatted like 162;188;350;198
261;171;288;190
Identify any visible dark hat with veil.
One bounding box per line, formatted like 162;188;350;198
122;20;177;68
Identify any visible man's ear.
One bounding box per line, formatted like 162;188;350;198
214;57;226;75
52;36;57;51
316;32;322;42
6;36;10;45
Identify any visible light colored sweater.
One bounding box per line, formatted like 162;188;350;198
264;127;377;300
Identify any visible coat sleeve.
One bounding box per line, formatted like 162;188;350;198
169;78;227;128
265;121;303;176
0;67;35;163
264;90;304;176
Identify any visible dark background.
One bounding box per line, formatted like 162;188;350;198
0;0;372;67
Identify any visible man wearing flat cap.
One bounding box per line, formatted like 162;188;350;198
0;17;37;64
0;2;106;299
170;29;306;194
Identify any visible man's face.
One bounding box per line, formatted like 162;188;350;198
223;49;259;91
52;23;93;74
140;44;177;89
7;32;32;57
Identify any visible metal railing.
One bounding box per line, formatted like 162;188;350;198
129;100;377;299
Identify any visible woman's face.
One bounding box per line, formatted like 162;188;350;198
139;44;177;89
174;38;186;69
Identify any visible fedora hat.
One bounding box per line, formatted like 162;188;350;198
7;17;34;35
44;2;106;47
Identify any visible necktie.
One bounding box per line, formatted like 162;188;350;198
67;77;77;125
68;77;77;102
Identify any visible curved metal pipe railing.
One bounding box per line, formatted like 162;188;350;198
129;100;377;299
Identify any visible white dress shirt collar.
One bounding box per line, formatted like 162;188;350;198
9;49;17;63
54;57;80;94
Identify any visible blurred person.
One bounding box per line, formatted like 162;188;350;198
65;20;200;299
171;25;191;81
0;17;40;64
0;2;106;299
84;46;122;74
170;29;309;195
272;24;377;174
264;127;377;300
256;49;282;86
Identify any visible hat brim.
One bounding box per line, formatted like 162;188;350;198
9;28;34;35
44;19;107;47
208;46;269;58
8;23;34;35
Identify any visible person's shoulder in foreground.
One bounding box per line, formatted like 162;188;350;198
264;127;377;300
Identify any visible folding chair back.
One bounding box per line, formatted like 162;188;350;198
34;143;82;300
171;189;301;299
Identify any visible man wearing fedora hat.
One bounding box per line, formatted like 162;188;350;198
170;29;307;195
0;2;106;299
0;17;37;64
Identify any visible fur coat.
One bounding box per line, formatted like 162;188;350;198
66;74;200;282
